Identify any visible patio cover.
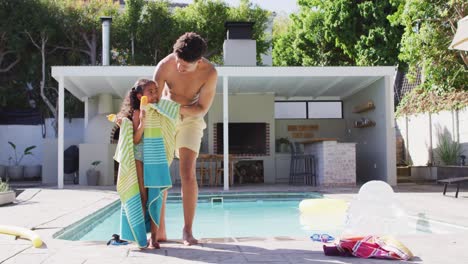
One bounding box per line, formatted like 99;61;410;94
449;15;468;51
52;66;397;189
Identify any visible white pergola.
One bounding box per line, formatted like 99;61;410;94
52;66;397;190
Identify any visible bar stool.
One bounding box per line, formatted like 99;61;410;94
289;142;316;186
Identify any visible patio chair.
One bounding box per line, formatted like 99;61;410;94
196;154;214;186
289;142;316;186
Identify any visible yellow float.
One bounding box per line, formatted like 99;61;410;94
0;225;43;248
299;199;349;233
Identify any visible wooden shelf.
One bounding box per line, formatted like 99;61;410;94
353;101;375;113
354;121;376;128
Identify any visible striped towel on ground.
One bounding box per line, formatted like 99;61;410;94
323;235;413;260
114;118;147;248
143;99;180;228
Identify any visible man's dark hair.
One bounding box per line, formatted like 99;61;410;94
173;32;207;63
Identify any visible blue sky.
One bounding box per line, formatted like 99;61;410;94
171;0;299;14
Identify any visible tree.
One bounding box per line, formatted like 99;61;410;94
273;0;403;66
122;0;145;64
58;0;119;65
389;0;467;93
20;0;64;135
172;0;230;64
137;0;175;65
0;0;29;73
273;2;350;66
172;0;270;65
228;0;271;64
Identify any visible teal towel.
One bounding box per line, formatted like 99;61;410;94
143;99;180;227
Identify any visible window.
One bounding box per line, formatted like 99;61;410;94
308;101;342;119
275;101;342;119
274;102;307;119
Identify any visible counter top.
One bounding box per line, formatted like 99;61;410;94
299;138;338;144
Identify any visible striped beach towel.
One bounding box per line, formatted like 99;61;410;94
324;235;413;260
114;118;147;247
143;99;180;228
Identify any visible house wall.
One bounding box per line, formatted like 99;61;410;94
208;93;276;183
343;77;394;184
275;119;346;144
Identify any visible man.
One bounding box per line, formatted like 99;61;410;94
153;32;217;245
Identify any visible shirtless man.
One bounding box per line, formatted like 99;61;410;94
153;32;217;245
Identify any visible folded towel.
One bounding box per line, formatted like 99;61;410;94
114;118;147;248
143;99;180;228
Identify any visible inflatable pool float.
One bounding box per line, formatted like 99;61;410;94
299;199;349;232
299;198;348;214
0;225;43;248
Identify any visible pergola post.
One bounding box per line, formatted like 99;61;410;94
223;76;229;191
83;96;89;128
58;76;65;189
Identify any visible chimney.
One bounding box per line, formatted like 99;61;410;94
223;22;256;66
100;16;112;66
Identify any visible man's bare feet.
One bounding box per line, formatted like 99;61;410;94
183;228;198;246
147;238;160;249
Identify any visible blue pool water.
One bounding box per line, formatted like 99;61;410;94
57;197;468;241
79;200;308;241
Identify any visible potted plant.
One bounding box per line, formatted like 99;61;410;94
7;141;37;181
0;178;15;205
435;133;463;165
276;137;291;153
86;160;101;186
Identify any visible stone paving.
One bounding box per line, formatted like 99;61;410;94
1;183;468;264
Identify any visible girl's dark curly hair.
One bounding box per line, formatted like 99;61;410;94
117;79;155;120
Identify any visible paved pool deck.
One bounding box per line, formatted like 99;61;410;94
1;183;467;264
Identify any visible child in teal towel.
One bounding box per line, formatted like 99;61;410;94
117;78;161;248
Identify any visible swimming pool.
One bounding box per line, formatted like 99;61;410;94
55;193;468;241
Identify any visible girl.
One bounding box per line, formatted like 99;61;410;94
117;78;160;248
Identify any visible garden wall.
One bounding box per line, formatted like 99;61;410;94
395;106;468;166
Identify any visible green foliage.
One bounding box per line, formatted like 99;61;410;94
0;178;11;192
8;141;37;166
1;0;271;118
58;0;120;65
273;0;403;66
172;0;229;64
389;0;467;93
435;132;463;165
137;1;175;64
228;0;271;64
395;89;468;116
171;0;270;65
